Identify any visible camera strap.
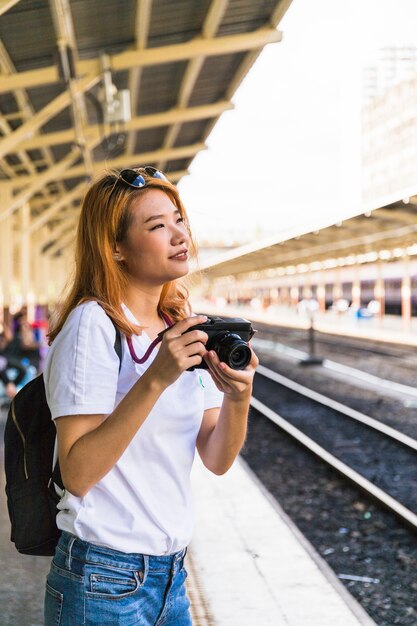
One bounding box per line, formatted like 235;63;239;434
127;312;173;364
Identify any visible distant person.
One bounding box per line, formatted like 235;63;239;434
367;299;381;316
8;310;41;370
333;298;350;314
43;167;258;625
0;353;27;400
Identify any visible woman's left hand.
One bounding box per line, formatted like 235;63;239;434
203;346;259;398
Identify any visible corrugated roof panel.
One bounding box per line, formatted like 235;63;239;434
137;62;188;115
217;0;279;36
4;153;20;166
46;143;74;165
189;53;246;106
148;0;211;47
133;127;170;154
165;158;190;174
174;120;210;148
71;0;136;58
25;84;66;113
0;1;55;71
0;92;20;117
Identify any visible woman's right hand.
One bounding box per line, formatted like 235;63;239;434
148;315;209;388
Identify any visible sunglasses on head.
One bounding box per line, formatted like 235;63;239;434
117;166;168;189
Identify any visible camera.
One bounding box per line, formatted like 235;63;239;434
184;315;255;371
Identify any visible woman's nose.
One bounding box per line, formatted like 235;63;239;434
171;225;188;245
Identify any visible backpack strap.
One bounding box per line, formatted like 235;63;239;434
109;319;122;372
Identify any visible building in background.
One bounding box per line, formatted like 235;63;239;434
362;46;417;104
362;47;417;204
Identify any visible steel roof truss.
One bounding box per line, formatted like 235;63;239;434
49;0;94;177
8;101;233;154
157;0;229;171
125;0;152;155
0;28;282;95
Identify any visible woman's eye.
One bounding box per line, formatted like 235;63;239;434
150;223;164;231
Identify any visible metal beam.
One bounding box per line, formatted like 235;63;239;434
0;36;69;202
372;208;417;224
49;0;94;176
0;28;282;94
270;0;293;26
125;0;152;155
0;147;80;222
27;182;86;234
44;225;76;257
0;0;21;17
201;220;417;278
0;73;99;161
45;212;79;244
14;101;234;153
7;144;202;187
158;0;229;171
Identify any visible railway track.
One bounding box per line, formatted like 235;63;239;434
254;322;417;378
252;364;417;531
252;335;417;405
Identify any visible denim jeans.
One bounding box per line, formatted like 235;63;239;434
44;532;192;625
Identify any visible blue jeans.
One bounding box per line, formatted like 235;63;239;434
44;532;192;625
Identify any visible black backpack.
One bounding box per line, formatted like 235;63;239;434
4;324;122;556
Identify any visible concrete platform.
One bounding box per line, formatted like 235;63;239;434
0;408;376;626
190;456;377;626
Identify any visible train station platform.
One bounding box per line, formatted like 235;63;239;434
189;456;376;626
0;400;376;626
195;302;417;347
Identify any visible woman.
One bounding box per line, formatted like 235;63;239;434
43;166;258;625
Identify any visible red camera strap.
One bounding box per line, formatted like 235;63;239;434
127;312;173;364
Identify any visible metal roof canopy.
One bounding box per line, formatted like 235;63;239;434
198;191;417;279
0;0;292;256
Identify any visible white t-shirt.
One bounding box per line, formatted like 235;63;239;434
44;301;223;555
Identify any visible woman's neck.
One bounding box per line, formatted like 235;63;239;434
123;284;162;326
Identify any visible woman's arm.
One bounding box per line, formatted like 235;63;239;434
55;369;165;497
56;315;209;497
196;348;258;475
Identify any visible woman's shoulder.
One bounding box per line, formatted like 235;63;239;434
67;300;112;324
58;300;115;341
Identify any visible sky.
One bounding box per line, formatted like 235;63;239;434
178;0;417;248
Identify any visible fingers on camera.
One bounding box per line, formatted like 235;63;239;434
183;329;208;345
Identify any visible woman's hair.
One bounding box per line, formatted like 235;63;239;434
48;169;196;344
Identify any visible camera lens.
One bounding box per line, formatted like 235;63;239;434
213;333;251;370
228;344;251;369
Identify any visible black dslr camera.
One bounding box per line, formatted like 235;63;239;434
185;315;256;371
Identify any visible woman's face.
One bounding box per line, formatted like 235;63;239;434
116;188;190;288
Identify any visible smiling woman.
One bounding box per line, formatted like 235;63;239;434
42;166;258;625
115;188;190;293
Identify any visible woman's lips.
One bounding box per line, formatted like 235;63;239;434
169;250;188;260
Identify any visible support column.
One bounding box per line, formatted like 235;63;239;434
0;185;13;327
352;264;361;310
290;285;299;307
401;254;411;329
374;261;385;319
20;202;31;309
33;228;47;306
332;268;342;303
317;281;326;313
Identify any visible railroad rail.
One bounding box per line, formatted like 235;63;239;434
252;364;417;531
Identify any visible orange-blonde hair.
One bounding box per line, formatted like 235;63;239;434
48;169;196;344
